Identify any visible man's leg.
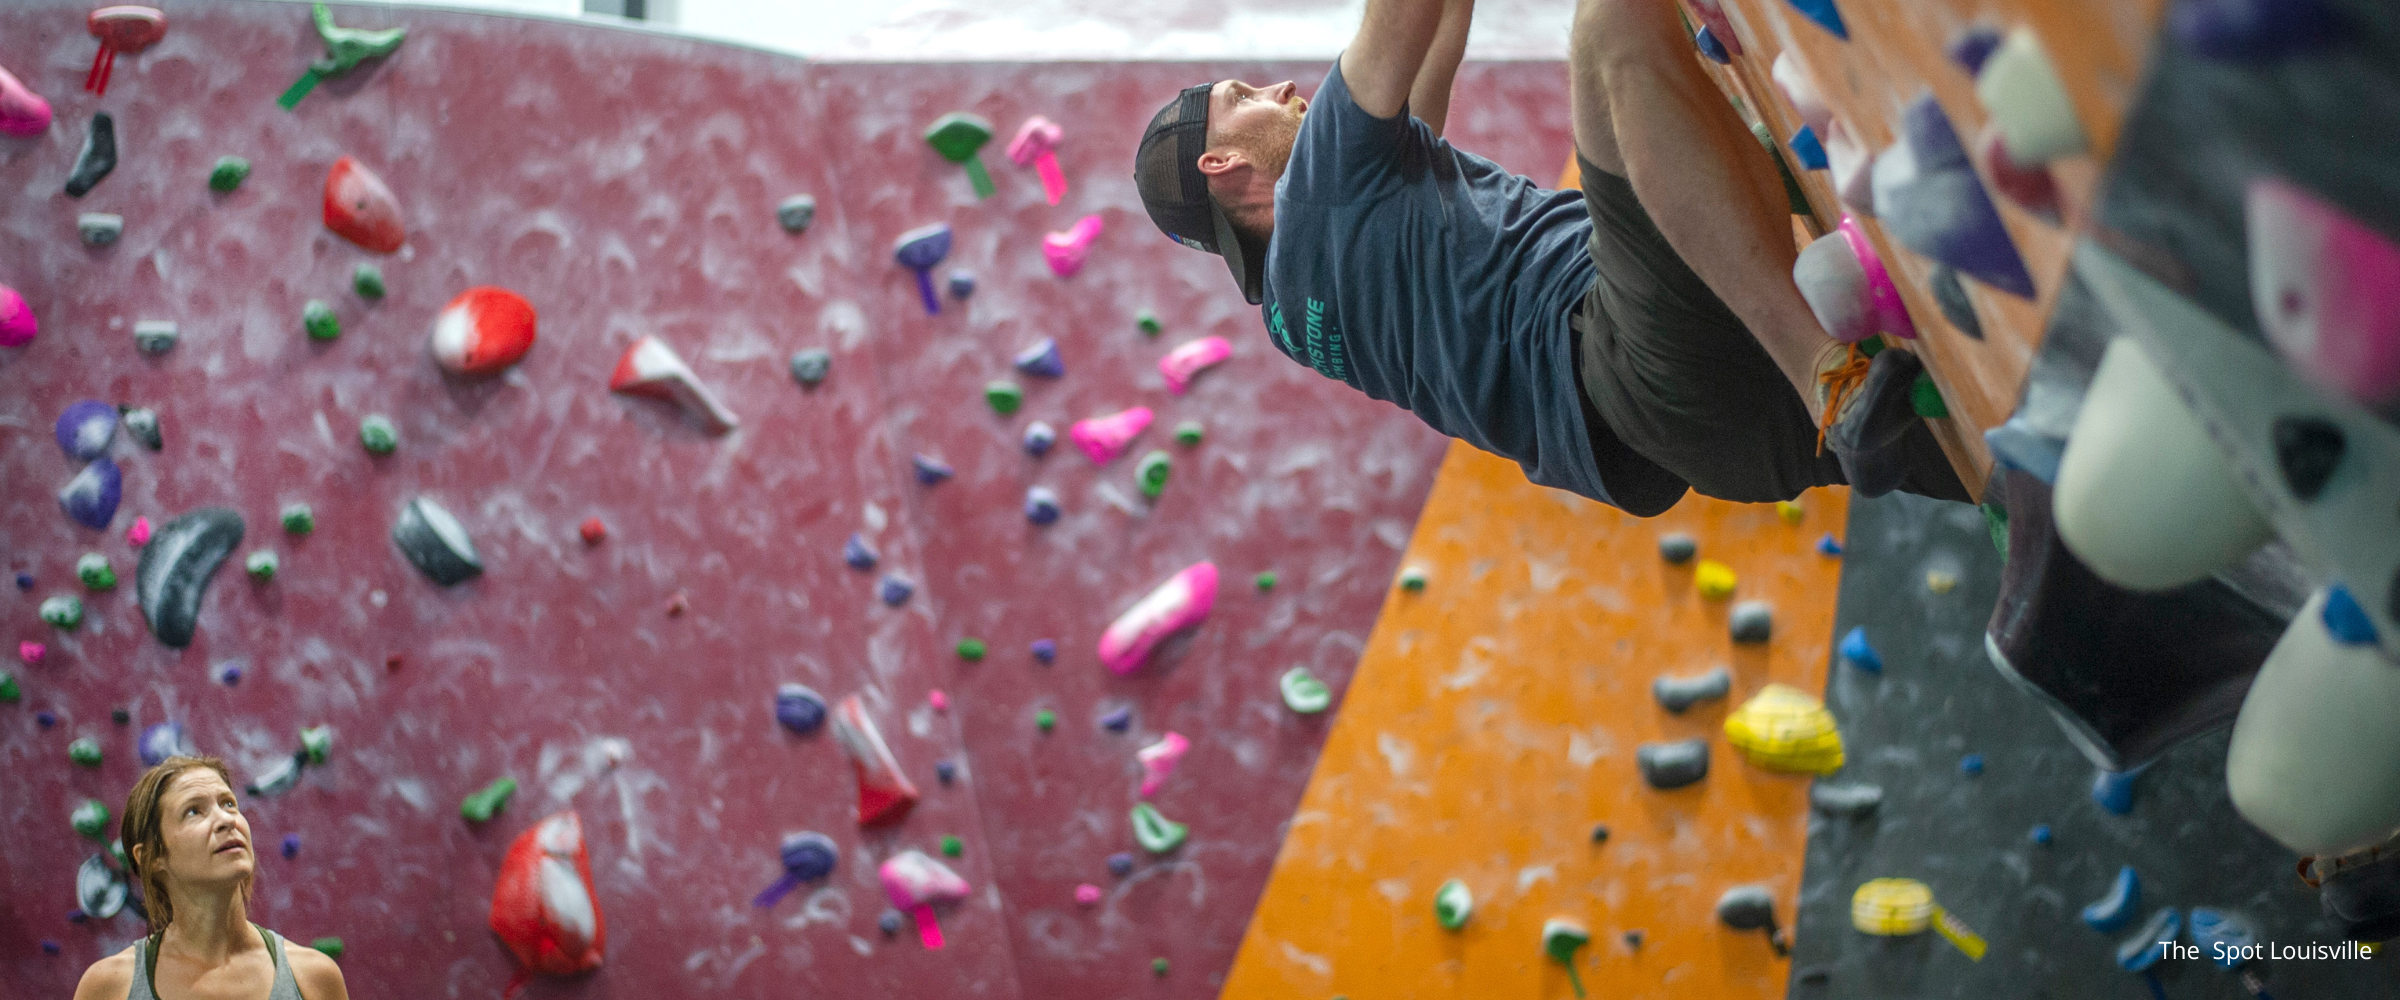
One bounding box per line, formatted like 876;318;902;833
1570;0;1833;413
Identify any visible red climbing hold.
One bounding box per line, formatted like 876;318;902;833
609;336;740;434
85;7;166;98
431;287;537;376
323;156;405;253
490;811;606;984
832;695;919;827
578;518;606;545
1975;126;2062;225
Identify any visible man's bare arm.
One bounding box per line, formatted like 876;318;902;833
1408;0;1475;137
1340;0;1448;120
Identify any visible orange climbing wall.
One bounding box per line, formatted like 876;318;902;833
1221;443;1848;999
1710;0;2168;493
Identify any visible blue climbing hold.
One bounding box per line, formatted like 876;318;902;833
913;454;954;485
1026;486;1062;525
2322;583;2379;646
1024;421;1057;457
1959;753;1985;776
59;458;122;529
15;572;33;591
1816;534;1843;557
935;759;957;784
1838;626;1882;673
1107;852;1136;877
878;910;904;935
1784;0;1849;40
2115;908;2180;972
776;683;828;734
1695;25;1731;64
2030;823;2053;845
1790;126;1829;170
1014;338;1065;378
783;832;840;881
2082;865;2141;932
843;533;878;571
42;940;60;955
1031;638;1056;664
2092;765;2146;816
1100;705;1132;731
2170;0;2340;60
1984;418;2065;482
1947;24;2005;74
947;270;977;299
878;575;914;606
37;710;58;728
2187;908;2259;969
56;400;118;461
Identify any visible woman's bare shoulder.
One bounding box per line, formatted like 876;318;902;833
72;945;136;1000
284;943;350;1000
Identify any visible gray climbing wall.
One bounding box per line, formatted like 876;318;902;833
1787;488;2400;998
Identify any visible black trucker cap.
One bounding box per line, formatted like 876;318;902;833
1135;82;1266;306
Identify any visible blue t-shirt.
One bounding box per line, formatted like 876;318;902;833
1260;60;1611;505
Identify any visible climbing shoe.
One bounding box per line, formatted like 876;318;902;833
1817;342;1927;498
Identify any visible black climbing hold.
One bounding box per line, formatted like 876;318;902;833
64;112;116;198
1809;782;1882;816
1659;533;1697;564
111;707;129;725
134;507;245;648
1636;738;1710;789
1107;852;1135;877
1622;930;1644;948
1716;885;1788;956
120;407;162;450
777;195;816;234
790;349;831;387
2272;417;2344;501
1653;666;1731;713
1590;824;1610;843
391;497;482;586
1930;266;1983;340
1796;966;1833;987
878;910;904;935
1729;601;1774;644
79;213;124;246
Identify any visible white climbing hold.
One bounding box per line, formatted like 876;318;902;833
1973;27;2089;165
2226;588;2400;857
609;335;739;434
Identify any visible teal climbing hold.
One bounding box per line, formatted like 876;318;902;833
1784;0;1848;40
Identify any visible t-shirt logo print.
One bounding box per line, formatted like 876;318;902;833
1266;300;1349;383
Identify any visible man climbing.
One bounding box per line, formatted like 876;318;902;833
1133;0;1969;515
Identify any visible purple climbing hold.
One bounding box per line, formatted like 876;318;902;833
776;683;828;734
1100;705;1132;732
1695;25;1731;64
1947;24;2006;74
1873;92;2037;299
2170;0;2340;59
913;454;954;485
1107;852;1135;877
37;710;58;728
893;224;953;315
216;660;243;686
935;759;958;785
1024;421;1057;457
2323;584;2378;646
141;721;194;765
1026;486;1062;525
282;833;300;858
1030;639;1056;664
1014;337;1066;378
1789;126;1828;171
1783;0;1848;40
843;533;879;571
59;458;122;529
56;400;118;460
15;572;33;590
878;574;914;607
42;940;60;955
753;831;839;908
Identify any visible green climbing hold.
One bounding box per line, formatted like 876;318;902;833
1752;122;1812;217
1256;571;1279;592
209;156;250;193
461;777;516;822
359;414;397;454
1174;421;1204;446
1137;450;1172;500
279;3;408;110
957;638;987;661
281;503;315;535
303;300;340;341
1910;372;1950;418
1542;918;1592;999
299;725;332;765
1982;502;2009;558
70;736;102;767
985;381;1024;415
1035;709;1056;733
1399;567;1429;592
352;263;385;300
41;595;84;629
1280;667;1332;714
1435;879;1474;930
1130;802;1188;854
1136;311;1161;337
0;672;17;703
310;938;343;961
923;113;997;199
77;553;116;591
245;550;279;583
940;835;963;857
72;799;109;840
1152;957;1170;976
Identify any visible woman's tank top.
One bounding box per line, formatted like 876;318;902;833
126;924;306;1000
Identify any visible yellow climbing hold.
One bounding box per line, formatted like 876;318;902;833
1852;878;1987;960
1694;559;1737;600
1926;570;1958;594
1776;500;1804;524
1724;683;1844;774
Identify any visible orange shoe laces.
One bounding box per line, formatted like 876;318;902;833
1816;344;1873;456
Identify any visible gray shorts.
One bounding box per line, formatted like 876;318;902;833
1569;155;1844;515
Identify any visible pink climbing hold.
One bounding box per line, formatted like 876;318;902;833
1137;731;1190;798
2247;176;2400;411
127;516;151;547
1838;215;1918;341
1098;562;1219;676
1043;215;1104;277
0;283;37;348
928;689;949;712
880;850;971;950
1159;337;1231;395
1070;406;1153;465
323;156;405;254
431;287;538;377
1690;0;1743;54
0;62;53;137
1008;116;1068;206
609;336;740;434
19;641;44;665
84;6;166;98
1075;883;1102;906
1975;126;2062;225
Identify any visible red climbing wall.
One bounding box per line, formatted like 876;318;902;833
0;3;1581;996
